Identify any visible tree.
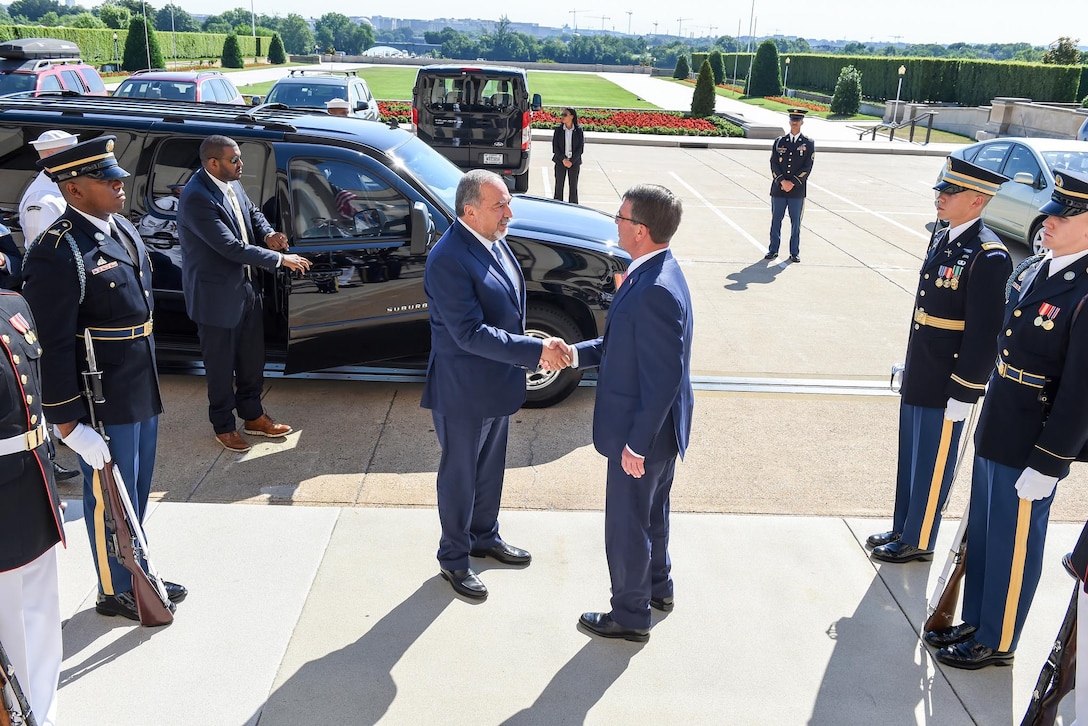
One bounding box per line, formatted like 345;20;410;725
221;33;245;68
122;14;164;71
672;54;690;80
691;60;717;118
98;3;131;29
830;64;862;116
268;33;286;64
155;5;198;33
746;40;781;97
67;11;105;28
8;0;62;22
708;49;725;85
278;14;314;55
1042;37;1081;65
313;13;372;55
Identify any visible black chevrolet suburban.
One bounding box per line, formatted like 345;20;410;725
412;64;542;193
0;96;625;406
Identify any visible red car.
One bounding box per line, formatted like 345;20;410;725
0;37;107;97
113;70;245;104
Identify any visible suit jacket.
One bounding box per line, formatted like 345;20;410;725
420;220;542;420
21;208;161;426
0;291;64;572
575;250;694;462
177;168;280;329
552;124;584;166
769;133;814;198
0;223;22;290
901;221;1011;408
974;256;1088;477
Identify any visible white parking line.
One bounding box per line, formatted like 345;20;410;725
668;171;767;253
807;180;930;240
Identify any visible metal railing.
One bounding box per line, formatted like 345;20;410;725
857;111;939;144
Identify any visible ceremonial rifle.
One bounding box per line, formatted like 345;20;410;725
0;638;36;726
82;329;174;627
1020;580;1077;726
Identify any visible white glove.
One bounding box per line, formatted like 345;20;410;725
59;423;112;469
1015;467;1059;501
944;397;973;422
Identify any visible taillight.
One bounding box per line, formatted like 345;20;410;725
411;106;418;132
521;110;531;150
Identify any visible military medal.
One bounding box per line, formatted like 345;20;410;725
8;312;35;344
1035;302;1059;330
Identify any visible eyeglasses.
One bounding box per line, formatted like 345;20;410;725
614;213;644;226
217;155;241;165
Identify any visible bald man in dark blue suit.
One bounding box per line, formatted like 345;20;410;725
421;170;570;601
571;184;693;642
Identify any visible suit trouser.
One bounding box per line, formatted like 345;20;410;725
769;196;805;257
962;455;1055;652
892;403;964;550
0;545;61;726
605;436;678;630
554;163;580;204
197;282;266;434
78;415;158;596
1076;585;1088;724
432;412;507;571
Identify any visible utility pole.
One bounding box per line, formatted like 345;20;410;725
653;21;659;36
626;11;632;35
677;17;691;40
746;0;755;52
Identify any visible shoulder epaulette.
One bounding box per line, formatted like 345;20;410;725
981;241;1007;252
43;219;73;250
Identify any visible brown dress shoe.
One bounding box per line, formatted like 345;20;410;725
216;430;251;452
243;414;292;438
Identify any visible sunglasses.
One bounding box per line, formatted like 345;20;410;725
614;213;644;226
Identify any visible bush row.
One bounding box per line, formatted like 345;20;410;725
0;25;265;64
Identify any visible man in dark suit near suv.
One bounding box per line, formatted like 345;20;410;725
178;135;310;452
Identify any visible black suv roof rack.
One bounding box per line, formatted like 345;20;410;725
287;68;358;78
0;95;301;133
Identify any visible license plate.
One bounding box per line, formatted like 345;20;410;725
483;153;503;164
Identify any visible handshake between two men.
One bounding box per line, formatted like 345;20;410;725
539;337;575;371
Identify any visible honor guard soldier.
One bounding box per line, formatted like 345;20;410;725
870;158;1012;563
765;108;814;263
0;292;64;726
19;130;79;248
20;136;187;622
925;167;1088;669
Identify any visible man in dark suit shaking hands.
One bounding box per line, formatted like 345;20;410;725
178;135;311;452
421;169;570;601
569;184;694;642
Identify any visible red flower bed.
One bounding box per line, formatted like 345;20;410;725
764;97;830;112
379;100;411;124
532;107;740;137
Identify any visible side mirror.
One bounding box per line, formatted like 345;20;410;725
356;101;369;111
250;95;262;106
410;201;435;256
531;93;542;112
1012;171;1036;187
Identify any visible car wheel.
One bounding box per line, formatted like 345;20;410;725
523;304;583;408
1029;219;1046;256
513;170;530;193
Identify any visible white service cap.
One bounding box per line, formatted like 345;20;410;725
31;129;79;152
325;98;350;109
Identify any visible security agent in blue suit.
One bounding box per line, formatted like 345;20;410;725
421;169;569;601
924;168;1088;669
765;108;814;263
177;135;310;453
20;136;186;621
569;184;693;642
869;158;1011;564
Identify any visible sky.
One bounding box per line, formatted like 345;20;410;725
175;0;1077;48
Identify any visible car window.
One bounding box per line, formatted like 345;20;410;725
78;68;106;94
60;69;87;93
38;74;62;92
291;158;411;241
388;136;460;214
972;142;1011;173
0;73;37;95
1002;144;1042;181
211;78;237;103
1041;149;1088;175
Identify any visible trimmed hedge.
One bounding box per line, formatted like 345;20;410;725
0;25;268;64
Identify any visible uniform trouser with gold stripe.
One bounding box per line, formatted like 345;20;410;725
963;456;1055;653
76;415;159;595
892;403;964;550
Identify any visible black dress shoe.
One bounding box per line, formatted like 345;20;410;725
789;255;801;263
440;568;488;600
764;251;778;260
650;596;674;612
871;541;933;563
96;591;140;621
866;531;901;548
936;638;1014;670
51;460;81;481
578;612;649;643
923;622;978;649
470;541;531;566
163;581;187;604
1063;552;1079;579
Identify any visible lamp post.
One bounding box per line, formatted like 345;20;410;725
894;64;906;122
112;31;118;64
783;56;790;95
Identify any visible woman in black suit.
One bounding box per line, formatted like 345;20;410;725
551;107;584;204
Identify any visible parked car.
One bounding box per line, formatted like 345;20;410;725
945;137;1088;254
0;95;625;406
412;64;542;193
113;70;245;104
263;69;379;121
0;37;107;97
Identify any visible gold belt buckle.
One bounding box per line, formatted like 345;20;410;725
25;424;44;450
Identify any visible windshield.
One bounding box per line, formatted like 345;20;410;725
388;135;462;214
266;82;345;108
0;73;36;95
1042;150;1088;175
115;79;196;101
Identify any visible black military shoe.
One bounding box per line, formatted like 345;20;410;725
96;591;139;621
867;531;901;548
164;581;187;604
871;541;933;563
923;622;978;649
470;540;531;566
650;596;674;612
51;460;81;481
440;568;488;600
763;251;778;260
936;638;1014;670
578;612;649;643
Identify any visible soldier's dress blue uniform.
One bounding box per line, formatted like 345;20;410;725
873;158;1012;563
767;109;814;260
935;168;1088;668
20;138;164;602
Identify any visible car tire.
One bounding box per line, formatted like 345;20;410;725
1029;219;1046;256
523;304;583;408
513;170;530;194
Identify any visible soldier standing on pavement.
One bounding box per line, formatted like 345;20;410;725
925;167;1088;669
20;136;187;621
869;157;1011;563
764;108;814;264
